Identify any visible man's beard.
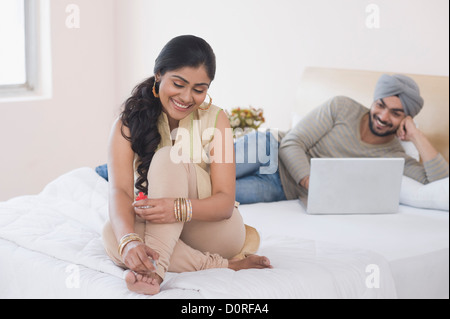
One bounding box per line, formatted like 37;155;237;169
368;113;398;137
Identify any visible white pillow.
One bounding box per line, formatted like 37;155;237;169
400;141;420;162
400;176;449;211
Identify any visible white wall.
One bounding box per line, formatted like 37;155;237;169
0;0;116;201
1;0;448;201
115;0;449;131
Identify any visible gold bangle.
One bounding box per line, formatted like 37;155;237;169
174;198;180;222
118;233;143;256
173;199;177;221
174;198;179;222
118;237;142;256
181;198;186;222
186;199;193;222
173;198;193;222
119;233;140;243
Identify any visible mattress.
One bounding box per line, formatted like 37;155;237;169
240;201;449;299
0;168;448;299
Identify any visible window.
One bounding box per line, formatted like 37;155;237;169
0;0;27;87
0;0;51;100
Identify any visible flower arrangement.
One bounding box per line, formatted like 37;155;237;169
226;107;265;137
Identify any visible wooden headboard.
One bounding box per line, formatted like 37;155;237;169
295;67;449;162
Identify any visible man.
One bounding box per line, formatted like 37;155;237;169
278;73;449;200
236;74;449;203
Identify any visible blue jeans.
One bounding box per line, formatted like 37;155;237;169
95;131;287;204
235;131;286;204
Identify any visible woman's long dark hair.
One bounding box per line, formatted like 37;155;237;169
120;35;216;194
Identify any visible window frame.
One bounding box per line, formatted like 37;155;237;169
0;0;51;101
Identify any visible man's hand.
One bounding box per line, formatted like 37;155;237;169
397;116;420;142
300;176;310;190
397;116;438;162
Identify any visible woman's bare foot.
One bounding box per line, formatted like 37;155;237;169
228;255;273;271
125;271;162;295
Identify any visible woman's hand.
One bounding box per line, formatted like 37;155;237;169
133;198;177;224
122;241;159;275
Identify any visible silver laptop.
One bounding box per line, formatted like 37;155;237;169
300;158;405;215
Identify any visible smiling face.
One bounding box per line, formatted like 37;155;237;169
156;66;211;122
368;96;406;137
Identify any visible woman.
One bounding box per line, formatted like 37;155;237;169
102;35;271;295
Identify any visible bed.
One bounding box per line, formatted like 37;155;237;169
0;68;448;299
0;167;448;299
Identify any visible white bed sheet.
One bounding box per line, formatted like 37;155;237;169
239;201;449;299
0;168;447;299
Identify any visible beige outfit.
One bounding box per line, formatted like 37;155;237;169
103;104;246;279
